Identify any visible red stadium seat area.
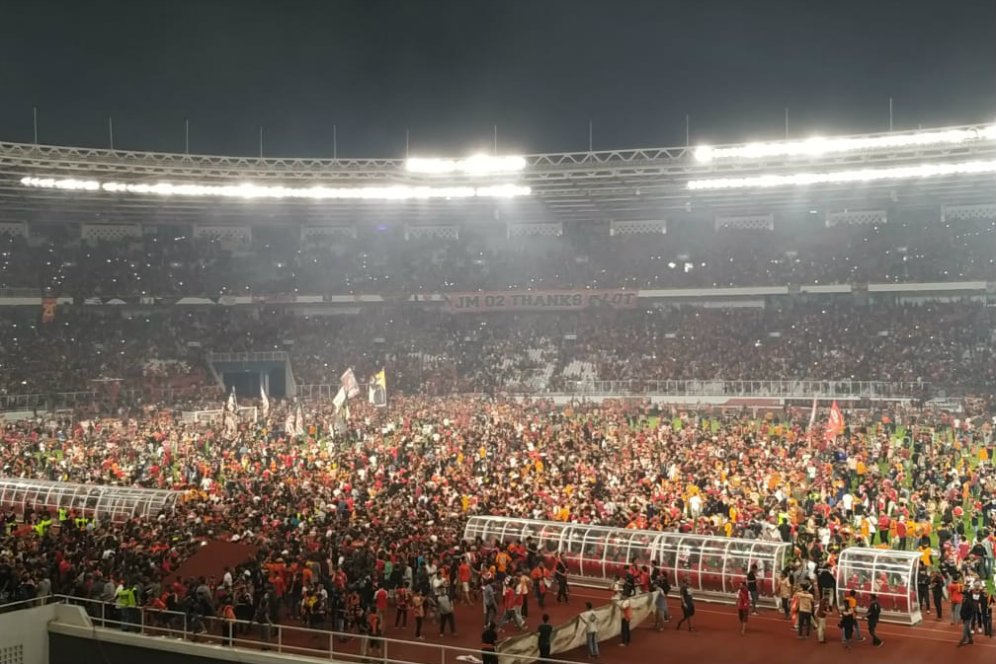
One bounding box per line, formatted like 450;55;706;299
2;301;992;401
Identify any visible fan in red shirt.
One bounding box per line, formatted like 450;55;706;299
736;581;751;635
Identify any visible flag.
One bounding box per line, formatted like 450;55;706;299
824;400;845;444
332;386;347;412
294;401;305;437
369;369;387;407
333;401;350;436
341;368;360;399
284;407;295;434
224;387;238;435
260;383;270;421
807;397;818;431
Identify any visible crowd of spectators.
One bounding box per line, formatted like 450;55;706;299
4;217;996;297
0;397;994;649
0;217;995;650
0;301;992;401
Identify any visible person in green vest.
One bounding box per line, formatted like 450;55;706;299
34;516;53;537
115;580;139;632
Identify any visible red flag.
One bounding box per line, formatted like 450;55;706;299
824;400;845;444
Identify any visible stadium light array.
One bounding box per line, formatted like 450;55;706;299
686;159;996;191
19;177;531;200
405;154;527;175
694;124;996;163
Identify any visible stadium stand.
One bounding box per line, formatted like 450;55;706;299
3;217;996;296
1;124;996;659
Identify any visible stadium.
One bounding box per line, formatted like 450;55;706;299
2;4;996;664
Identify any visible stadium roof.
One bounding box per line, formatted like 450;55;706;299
1;122;995;227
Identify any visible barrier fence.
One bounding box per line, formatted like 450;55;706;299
0;379;945;416
297;379;928;401
0;385;219;413
7;594;618;664
564;379;927;400
208;351;290;363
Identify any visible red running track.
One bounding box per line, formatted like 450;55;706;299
173;542;993;664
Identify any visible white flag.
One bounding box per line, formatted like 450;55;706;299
295;402;305;437
340;368;360;399
332;387;347;412
224;387;238;434
226;387;238;414
807;397;818;431
260;383;270;421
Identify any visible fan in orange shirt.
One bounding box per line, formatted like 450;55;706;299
495;550;511;576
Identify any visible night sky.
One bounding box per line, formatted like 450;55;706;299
1;0;994;158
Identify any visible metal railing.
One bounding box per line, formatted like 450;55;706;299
295;384;336;400
300;379;929;401
0;391;96;412
208;350;290;362
563;379;927;400
208;351;289;363
0;379;930;415
20;594;588;664
0;287;51;298
0;385;217;413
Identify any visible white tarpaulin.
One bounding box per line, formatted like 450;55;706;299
496;591;659;664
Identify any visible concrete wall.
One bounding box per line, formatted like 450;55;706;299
0;604;61;664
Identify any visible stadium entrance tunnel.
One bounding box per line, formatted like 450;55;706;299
0;478;180;524
463;516;790;607
208;351;292;399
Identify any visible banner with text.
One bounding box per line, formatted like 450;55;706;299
446;289;638;313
